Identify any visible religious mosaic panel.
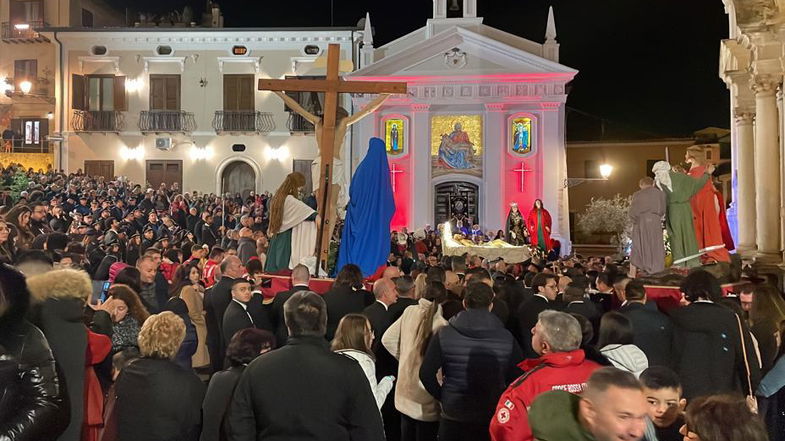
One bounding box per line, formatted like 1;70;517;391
384;118;406;156
431;114;483;178
510;116;534;156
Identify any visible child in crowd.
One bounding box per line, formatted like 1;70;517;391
640;366;687;441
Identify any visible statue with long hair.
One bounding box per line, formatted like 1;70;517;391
505;202;527;246
264;172;318;273
526;199;552;252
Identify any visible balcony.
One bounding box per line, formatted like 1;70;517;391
1;21;48;42
287;113;318;134
138;110;196;133
72;110;125;132
0;138;53;153
212;111;275;134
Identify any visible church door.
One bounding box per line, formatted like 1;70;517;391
434;181;479;226
221;161;256;199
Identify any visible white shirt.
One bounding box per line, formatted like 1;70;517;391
375;300;389;311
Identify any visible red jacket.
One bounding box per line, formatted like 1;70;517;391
203;259;219;288
489;349;600;441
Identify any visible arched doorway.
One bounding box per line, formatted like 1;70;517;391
221;161;256;199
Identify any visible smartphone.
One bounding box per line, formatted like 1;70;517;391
99;281;111;302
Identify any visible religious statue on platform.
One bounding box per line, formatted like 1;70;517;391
652;161;714;268
264;172;318;273
685;146;732;264
527;199;552;252
505;202;527;246
271;91;391;250
629;177;666;276
438;122;476;169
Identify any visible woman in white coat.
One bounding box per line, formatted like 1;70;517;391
332;313;395;409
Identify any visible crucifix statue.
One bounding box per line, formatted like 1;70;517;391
389;163;403;192
259;43;407;271
513;162;533;192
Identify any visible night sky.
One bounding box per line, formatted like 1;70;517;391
109;0;731;139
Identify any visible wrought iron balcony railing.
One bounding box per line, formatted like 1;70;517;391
138;110;196;133
0;138;52;153
1;21;47;41
72;110;125;132
287;113;318;133
212;111;275;134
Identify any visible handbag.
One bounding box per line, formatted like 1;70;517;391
734;313;759;414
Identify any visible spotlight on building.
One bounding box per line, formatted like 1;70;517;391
19;81;32;94
599;164;614;179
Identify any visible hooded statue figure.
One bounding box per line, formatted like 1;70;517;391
336;137;396;277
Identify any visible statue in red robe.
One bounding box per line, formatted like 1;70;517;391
686;146;731;264
526;199;552;252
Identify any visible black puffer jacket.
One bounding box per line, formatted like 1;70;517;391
419;308;523;423
0;264;68;441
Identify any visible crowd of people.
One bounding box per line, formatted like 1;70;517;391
0;163;783;441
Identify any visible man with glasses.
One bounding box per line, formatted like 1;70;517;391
29;202;51;236
516;273;559;358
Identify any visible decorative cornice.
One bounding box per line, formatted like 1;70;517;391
78;56;120;73
484;103;506;112
410;103;430;112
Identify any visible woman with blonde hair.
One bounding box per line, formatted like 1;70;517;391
382;281;450;441
413;273;428;300
113;311;204;441
332;313;394;410
264;172;317;273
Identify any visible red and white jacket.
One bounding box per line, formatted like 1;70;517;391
489;349;601;441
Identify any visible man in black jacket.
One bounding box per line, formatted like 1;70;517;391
222;279;256;345
204;256;244;372
270;264;310;346
619;279;673;368
517;273;559;358
388;275;418;322
562;283;601;333
419;282;522;441
228;291;384;441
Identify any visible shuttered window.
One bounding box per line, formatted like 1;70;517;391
223;74;254;111
14;59;37;91
149;75;180;111
72;75;126;111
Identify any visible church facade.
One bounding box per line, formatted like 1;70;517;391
348;0;576;251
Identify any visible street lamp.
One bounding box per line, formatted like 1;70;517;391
564;163;614;188
19;80;32;94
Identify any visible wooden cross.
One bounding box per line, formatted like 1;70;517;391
390;163;403;192
258;43;407;269
513;162;533;192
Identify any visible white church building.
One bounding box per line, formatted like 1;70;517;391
44;0;575;249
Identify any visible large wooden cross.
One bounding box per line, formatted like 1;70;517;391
258;43;407;271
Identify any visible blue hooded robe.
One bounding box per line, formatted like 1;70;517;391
336;137;396;277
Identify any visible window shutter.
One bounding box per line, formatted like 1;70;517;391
150;76;164;110
223;76;238;111
165;76;180;110
72;74;86;110
239;75;254;111
113;76;127;111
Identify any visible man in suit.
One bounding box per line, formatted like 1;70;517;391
203;255;244;371
563;283;601;333
388;275;418;322
271;264;311;346
364;278;398;346
228;291;384;441
619;279;673;368
222;278;256;345
517;273;559;358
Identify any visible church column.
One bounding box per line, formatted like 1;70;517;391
752;75;782;260
734;107;756;254
484;103;506;230
410;103;431;229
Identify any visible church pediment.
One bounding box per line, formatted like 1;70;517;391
349;26;577;79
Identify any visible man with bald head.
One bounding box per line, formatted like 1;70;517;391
237;227;258;265
382;265;402;280
204;255;245;372
364;278;397;340
271;264;311;346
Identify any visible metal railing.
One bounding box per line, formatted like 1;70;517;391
138;110;196;133
212;111;275;134
1;20;45;40
71;110;125;132
0;138;52;153
287;113;318;133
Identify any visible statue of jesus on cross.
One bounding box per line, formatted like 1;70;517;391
259;43;407;272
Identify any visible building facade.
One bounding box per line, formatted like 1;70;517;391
348;0;576;249
0;0;122;171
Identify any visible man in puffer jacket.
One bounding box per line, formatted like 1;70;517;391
419;282;522;441
489;310;601;441
0;263;68;440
